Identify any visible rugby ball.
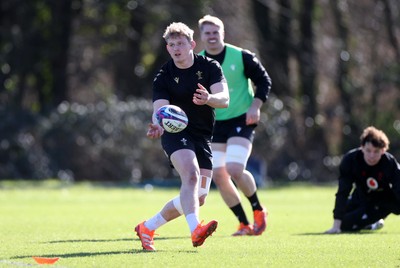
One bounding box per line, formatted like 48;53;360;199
156;105;188;133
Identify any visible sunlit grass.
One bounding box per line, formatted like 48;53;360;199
0;181;399;267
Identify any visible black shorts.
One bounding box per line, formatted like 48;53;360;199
212;113;256;143
161;130;212;170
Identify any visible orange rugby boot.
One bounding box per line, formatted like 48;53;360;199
191;220;218;247
232;223;254;236
135;221;156;251
253;207;268;235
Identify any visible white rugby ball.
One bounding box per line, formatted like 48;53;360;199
156;105;188;133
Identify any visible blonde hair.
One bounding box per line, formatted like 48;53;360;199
360;126;390;150
163;22;194;42
198;15;225;32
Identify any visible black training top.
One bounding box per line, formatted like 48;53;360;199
153;54;226;137
333;148;400;220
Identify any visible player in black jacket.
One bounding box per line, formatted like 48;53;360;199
325;126;400;233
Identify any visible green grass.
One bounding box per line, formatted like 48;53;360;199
0;181;399;267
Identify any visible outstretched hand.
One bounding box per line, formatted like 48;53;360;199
146;123;164;139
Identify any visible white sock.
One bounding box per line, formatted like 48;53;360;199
144;213;167;231
186;213;200;233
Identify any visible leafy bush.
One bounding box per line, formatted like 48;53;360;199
0;94;345;183
0;98;174;182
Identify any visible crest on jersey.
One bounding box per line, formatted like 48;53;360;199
180;138;187;146
366;177;379;190
196;71;203;80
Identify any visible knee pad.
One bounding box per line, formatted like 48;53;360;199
226;145;250;166
212;151;226;168
172;195;183;215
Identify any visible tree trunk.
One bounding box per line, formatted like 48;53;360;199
329;0;360;151
298;0;329;181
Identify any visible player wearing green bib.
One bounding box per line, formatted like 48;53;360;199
198;15;272;236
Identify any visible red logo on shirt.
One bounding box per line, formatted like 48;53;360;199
366;177;379;190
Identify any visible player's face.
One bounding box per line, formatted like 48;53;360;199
166;35;194;66
361;142;385;166
200;24;224;52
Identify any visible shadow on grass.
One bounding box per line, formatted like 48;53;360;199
9;235;203;260
296;231;387;236
12;246;198;260
10;236;199;259
43;236;186;244
12;249;134;259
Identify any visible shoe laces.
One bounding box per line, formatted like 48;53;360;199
193;220;204;234
142;232;158;246
254;209;266;220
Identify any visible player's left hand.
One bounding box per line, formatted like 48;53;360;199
246;106;260;125
193;83;209;105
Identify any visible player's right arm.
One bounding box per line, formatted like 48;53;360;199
147;99;169;139
325;152;354;234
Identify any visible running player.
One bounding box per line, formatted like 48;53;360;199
135;21;229;251
198;15;272;236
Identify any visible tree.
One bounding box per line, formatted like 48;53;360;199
0;0;80;114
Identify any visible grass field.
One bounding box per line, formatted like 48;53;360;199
0;180;399;268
